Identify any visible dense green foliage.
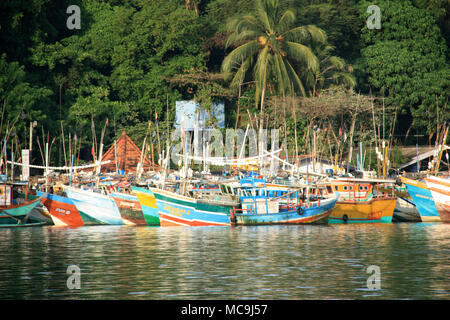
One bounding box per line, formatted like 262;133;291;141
0;0;448;168
359;0;449;137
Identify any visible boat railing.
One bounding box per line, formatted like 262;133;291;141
229;207;253;218
280;199;322;210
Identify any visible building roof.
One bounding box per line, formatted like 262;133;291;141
101;131;159;173
398;145;449;170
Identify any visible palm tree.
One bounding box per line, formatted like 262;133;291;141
222;0;327;117
305;44;356;96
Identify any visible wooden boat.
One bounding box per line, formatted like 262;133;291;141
323;179;397;223
36;190;84;227
1;184;44;225
16;192;54;225
228;175;337;225
424;176;450;223
131;186;160;226
143;186;233;227
110;191;148;225
63;186;124;225
393;196;421;222
401;177;440;222
230;193;338;225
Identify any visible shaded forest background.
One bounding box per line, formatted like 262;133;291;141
0;0;449;169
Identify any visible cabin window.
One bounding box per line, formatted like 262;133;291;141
364;186;369;190
326;186;332;193
334;186;338;191
349;186;353;190
343;186;348;191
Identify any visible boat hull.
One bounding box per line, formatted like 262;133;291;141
425;176;450;223
64;186;123;225
37;191;84;227
17;193;53;224
401;177;440;222
0;198;43;225
131;186;160;226
110;192;147;225
149;188;231;227
233;198;337;225
393;197;422;222
329;197;396;223
0;221;46;228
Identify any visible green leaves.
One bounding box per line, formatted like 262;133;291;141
359;0;449;135
0;53;52;149
222;0;327;111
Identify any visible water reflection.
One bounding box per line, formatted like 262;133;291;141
0;223;448;299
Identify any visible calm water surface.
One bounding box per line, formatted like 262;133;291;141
0;223;449;299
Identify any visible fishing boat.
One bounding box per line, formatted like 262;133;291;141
228;175;338;225
109;190;148;225
424;176;450;222
130;186;160;226
141;185;234;227
230;192;337;225
401;177;440;222
16;191;54;225
63;186;124;225
0;183;44;226
393;196;421;222
36;189;84;227
323;178;397;223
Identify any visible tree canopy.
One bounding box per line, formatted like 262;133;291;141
0;0;448;168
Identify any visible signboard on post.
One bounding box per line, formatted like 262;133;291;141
22;149;30;181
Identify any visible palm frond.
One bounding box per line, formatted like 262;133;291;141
284;41;319;72
283;58;306;97
222;40;258;74
283;25;327;45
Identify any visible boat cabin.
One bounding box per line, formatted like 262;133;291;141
1;183;30;207
322;178;395;202
0;184;12;206
327;181;373;202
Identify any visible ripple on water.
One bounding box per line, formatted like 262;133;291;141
0;224;449;299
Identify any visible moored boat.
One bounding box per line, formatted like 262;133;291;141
110;191;148;225
229;175;337;225
393;196;421;222
424;176;450;223
36;190;84;227
63;186;124;225
1;183;44;226
145;186;233;227
231;194;337;225
401;177;440;222
131;186;160;226
323;179;396;223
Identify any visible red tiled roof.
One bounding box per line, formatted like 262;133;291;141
101;131;159;173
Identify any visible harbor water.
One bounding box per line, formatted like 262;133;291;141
0;222;449;299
